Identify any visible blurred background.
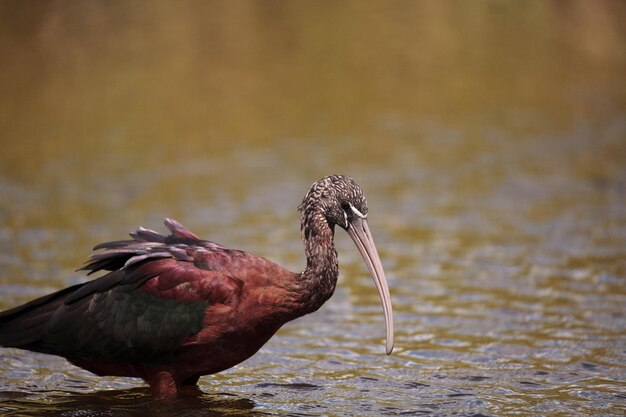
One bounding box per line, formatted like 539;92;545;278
0;1;625;416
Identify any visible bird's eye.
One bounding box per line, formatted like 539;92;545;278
340;201;351;212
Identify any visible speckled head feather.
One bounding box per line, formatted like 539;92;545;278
298;175;368;240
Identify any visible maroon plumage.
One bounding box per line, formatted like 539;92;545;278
0;175;394;399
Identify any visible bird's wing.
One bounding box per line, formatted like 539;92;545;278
0;219;244;364
0;258;244;363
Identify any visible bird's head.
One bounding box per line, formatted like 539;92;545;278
299;175;368;232
299;175;394;354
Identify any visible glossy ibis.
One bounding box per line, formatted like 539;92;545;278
0;175;394;399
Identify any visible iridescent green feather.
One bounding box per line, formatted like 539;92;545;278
47;287;209;363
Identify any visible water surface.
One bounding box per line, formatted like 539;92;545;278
1;2;625;416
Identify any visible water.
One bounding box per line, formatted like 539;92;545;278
1;2;625;416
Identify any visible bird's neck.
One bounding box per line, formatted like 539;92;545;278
297;212;339;314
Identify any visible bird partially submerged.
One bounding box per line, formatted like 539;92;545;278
0;175;394;399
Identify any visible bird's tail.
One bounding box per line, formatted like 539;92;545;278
0;284;82;349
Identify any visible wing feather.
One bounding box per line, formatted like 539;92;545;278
0;218;242;366
2;259;242;364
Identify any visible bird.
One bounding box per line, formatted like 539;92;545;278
0;175;394;399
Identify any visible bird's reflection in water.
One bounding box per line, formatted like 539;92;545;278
0;387;261;417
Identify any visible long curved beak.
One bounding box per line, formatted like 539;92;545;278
346;217;394;354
